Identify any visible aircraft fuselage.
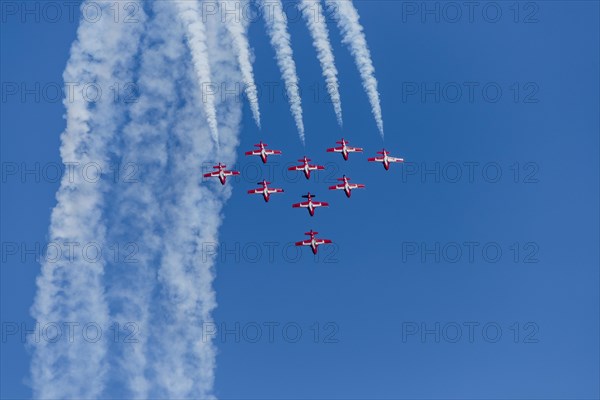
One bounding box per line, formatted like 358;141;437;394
310;239;319;254
344;183;352;198
303;165;311;179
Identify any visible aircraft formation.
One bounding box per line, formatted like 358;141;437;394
204;138;404;254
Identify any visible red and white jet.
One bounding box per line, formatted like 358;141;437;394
203;163;240;185
295;229;332;255
326;138;363;161
245;141;282;164
329;175;365;198
292;192;329;216
287;156;325;179
247;180;284;202
368;149;404;170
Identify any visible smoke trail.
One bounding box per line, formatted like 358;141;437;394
259;0;305;142
223;0;261;128
149;4;242;398
299;0;343;126
102;1;189;398
29;2;145;398
175;0;220;144
326;0;384;136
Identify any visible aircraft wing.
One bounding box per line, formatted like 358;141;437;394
247;188;262;194
292;201;309;208
288;165;304;171
222;170;240;177
309;165;325;170
327;147;343;153
329;184;345;190
245;150;261;156
347;146;363;152
349;184;365;189
203;171;220;178
388;157;404;163
264;150;282;155
368;157;384;162
295;240;312;246
315;239;332;245
268;188;284;194
313;201;329;207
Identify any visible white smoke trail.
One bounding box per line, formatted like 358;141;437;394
326;0;384;136
299;0;343;126
175;0;220;144
223;0;261;128
259;0;305;142
29;1;145;398
149;4;242;398
103;1;188;398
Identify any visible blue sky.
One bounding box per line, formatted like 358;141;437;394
1;1;599;399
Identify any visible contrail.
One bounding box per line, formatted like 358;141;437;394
149;5;242;398
326;0;384;136
29;1;145;398
103;1;185;398
299;0;343;126
175;0;220;144
259;0;305;143
223;0;261;128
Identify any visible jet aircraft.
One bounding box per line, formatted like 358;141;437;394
326;138;363;161
368;149;404;170
292;192;329;216
288;156;325;179
203;163;240;185
295;229;332;254
247;180;284;202
329;175;365;198
245;141;282;164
